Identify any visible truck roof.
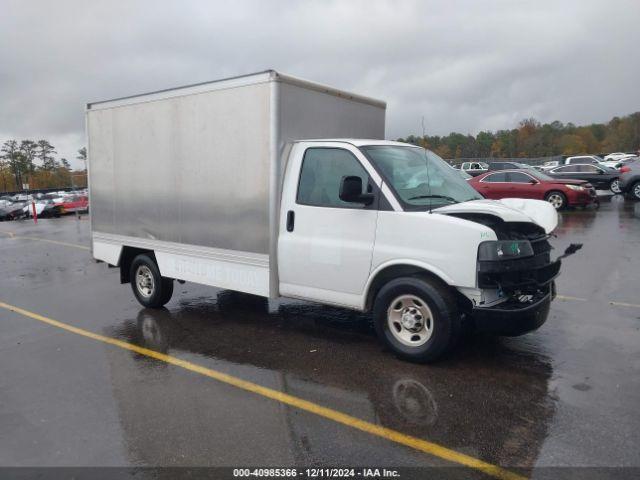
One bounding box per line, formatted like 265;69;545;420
87;70;386;111
293;139;413;147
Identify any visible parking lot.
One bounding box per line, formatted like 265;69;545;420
0;197;639;478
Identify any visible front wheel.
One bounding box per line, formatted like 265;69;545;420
373;277;460;363
630;181;640;200
610;178;621;194
545;190;567;210
130;254;174;308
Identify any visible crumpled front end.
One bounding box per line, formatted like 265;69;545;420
442;211;572;335
472;221;559;334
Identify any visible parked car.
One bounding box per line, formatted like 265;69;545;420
564;155;603;165
545;163;621;193
0;199;28;220
459;161;489;176
468;169;596;210
0;203;16;221
55;195;89;214
23;196;63;218
10;193;32;202
604;152;636;162
539;160;561;171
619;160;640;200
563;155;626;172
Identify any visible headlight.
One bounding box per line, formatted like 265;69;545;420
478;240;534;261
565;184;585;191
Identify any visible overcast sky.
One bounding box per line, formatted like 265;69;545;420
2;0;639;168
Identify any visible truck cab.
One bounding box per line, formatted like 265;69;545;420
277;140;563;361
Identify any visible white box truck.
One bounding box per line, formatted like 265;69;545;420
87;70;579;362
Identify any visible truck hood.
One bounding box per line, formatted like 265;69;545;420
434;198;558;233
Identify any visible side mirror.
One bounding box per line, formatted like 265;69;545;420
339;176;374;205
529;179;537;184
598;169;604;174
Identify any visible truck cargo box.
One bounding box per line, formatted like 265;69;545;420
87;70;386;296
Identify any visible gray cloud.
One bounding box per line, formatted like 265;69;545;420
1;0;639;168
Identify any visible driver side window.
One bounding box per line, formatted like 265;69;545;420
297;148;371;208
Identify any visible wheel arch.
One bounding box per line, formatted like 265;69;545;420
544;189;567;207
363;261;455;312
120;246;156;284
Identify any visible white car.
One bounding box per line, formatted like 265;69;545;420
564;155;603;165
539;160;561;171
563;155;621;171
604;152;635;162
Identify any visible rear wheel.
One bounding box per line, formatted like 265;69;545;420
610;178;621;194
130;254;174;308
373;277;460;363
545;190;567;210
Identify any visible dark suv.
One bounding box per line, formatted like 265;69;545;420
619;160;640;200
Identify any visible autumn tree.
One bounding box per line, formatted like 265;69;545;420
19;140;38;174
396;111;640;159
1;140;29;189
36;140;57;171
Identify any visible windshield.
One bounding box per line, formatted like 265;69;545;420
360;145;483;209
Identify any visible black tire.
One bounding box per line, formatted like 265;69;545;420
630;181;640;200
373;276;460;363
130;254;174;308
609;178;621;194
545;190;567;210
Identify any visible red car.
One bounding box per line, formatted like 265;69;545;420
55;195;89;214
468;169;596;210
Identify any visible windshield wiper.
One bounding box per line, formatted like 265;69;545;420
408;194;458;203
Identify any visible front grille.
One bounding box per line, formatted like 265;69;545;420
478;260;560;290
478;234;558;290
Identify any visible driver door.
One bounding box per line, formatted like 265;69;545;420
278;143;382;308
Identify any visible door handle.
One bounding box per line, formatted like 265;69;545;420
286;210;295;232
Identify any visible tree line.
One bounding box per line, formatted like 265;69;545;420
398;111;640;160
0;140;87;193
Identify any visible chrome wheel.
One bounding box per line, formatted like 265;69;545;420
547;193;564;209
135;265;155;298
634;183;640;199
387;295;434;347
610;179;621;194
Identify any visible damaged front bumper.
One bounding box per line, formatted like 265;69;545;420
471;283;554;335
468;241;582;336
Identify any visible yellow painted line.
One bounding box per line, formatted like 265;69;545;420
0;301;523;480
609;301;640;309
556;295;588;302
0;231;89;251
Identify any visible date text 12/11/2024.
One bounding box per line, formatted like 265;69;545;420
233;468;401;478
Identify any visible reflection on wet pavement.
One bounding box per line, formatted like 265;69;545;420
107;293;554;469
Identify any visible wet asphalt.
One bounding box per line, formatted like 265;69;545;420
0;197;639;477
